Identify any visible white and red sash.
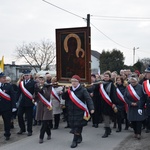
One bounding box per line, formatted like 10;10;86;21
68;89;90;121
127;84;140;102
99;84;113;107
20;81;33;100
143;80;150;97
116;88;128;112
51;87;61;102
0;89;11;101
38;92;52;110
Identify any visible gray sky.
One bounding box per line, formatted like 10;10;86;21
0;0;150;66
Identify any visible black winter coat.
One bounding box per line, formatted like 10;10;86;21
0;83;16;112
18;79;36;107
62;85;94;128
95;80;118;116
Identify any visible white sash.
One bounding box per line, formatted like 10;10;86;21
99;84;113;107
0;89;11;101
127;84;140;101
38;92;52;110
51;87;61;102
116;88;128;112
68;89;90;121
20;81;33;100
143;80;150;97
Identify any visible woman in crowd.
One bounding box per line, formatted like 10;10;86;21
34;75;52;144
62;75;94;148
115;76;128;132
51;77;63;129
124;75;146;139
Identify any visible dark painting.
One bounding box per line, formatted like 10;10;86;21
56;27;91;83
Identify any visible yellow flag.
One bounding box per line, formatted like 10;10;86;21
0;56;4;72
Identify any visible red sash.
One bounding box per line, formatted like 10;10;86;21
51;87;61;102
99;84;113;107
20;81;33;100
143;80;150;97
68;89;90;121
0;89;11;101
116;88;128;112
127;84;140;102
38;92;52;110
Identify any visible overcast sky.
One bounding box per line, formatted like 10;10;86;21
0;0;150;66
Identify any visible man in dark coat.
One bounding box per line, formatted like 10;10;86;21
138;65;150;133
0;72;16;140
95;71;118;138
62;75;94;148
17;70;36;136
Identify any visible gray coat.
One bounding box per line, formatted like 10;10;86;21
124;84;146;121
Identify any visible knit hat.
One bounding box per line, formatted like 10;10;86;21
145;65;150;73
0;72;6;78
71;75;81;82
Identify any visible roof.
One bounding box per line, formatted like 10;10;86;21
91;50;100;59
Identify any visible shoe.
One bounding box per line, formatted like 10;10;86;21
77;135;82;144
5;137;10;141
70;141;77;148
17;130;25;134
116;129;121;132
39;139;43;144
137;134;141;140
145;129;150;133
134;134;137;138
94;124;98;128
47;135;51;140
124;127;128;130
65;125;70;128
27;132;32;136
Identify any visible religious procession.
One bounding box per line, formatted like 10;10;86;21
0;64;150;149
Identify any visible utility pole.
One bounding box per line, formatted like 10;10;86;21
87;14;90;27
133;47;139;65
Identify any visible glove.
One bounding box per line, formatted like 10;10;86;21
12;108;17;112
34;102;37;106
138;109;142;115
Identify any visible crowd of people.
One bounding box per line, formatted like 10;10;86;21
0;65;150;148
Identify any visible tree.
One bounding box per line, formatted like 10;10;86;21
100;49;125;73
15;39;56;72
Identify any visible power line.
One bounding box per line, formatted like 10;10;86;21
42;1;132;50
42;0;85;20
91;15;150;20
90;22;131;50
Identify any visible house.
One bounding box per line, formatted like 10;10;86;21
91;50;100;74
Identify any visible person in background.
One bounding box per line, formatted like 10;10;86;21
5;76;18;129
45;73;52;84
62;75;94;148
51;77;63;129
0;72;17;140
124;75;146;139
114;76;128;132
34;75;53;144
138;65;150;133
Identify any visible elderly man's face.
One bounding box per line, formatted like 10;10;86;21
0;76;6;83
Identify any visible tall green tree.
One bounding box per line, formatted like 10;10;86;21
100;49;125;73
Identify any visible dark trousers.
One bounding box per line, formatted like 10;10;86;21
40;120;51;139
146;116;150;129
71;127;83;135
131;121;142;135
116;111;123;130
0;110;12;137
18;106;33;133
91;110;99;125
54;114;60;128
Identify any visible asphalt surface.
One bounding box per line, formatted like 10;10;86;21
0;117;133;150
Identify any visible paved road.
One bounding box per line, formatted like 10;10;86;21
0;120;131;150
